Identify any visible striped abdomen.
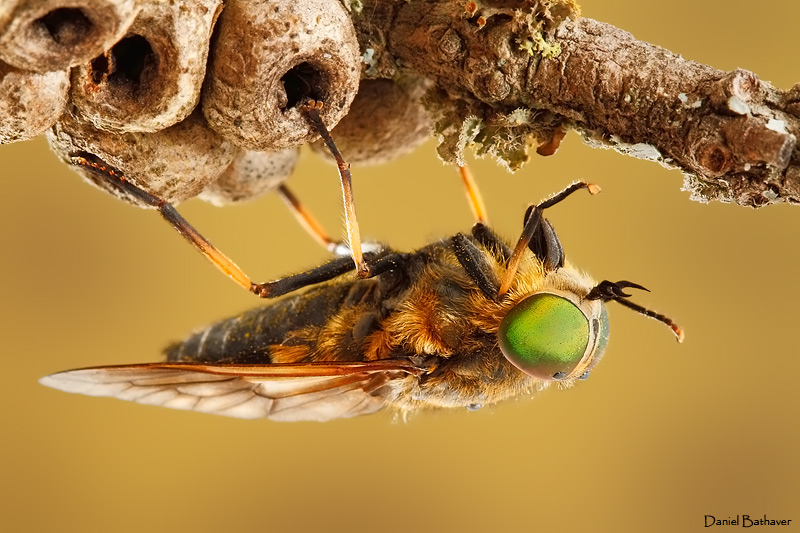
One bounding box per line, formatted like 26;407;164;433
165;268;409;365
165;280;360;364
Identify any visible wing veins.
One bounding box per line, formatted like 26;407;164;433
253;373;372;401
213;391;258;414
261;378;369;415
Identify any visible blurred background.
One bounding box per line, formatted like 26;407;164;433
1;1;798;531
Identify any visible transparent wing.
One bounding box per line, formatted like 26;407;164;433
40;361;423;422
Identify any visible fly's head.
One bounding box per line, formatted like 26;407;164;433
495;183;682;385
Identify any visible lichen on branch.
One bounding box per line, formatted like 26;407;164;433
351;0;800;207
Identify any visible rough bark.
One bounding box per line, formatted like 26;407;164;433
353;0;800;207
4;0;799;208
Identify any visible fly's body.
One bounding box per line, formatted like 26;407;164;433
41;183;681;422
166;238;598;411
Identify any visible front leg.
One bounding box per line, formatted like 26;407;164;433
471;223;511;264
450;233;500;300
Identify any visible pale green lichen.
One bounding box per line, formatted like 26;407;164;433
467;0;577;58
471;109;538;171
427;89;539;171
517;32;562;59
433;113;482;167
509;0;578;59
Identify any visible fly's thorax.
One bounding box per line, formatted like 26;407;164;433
379;245;488;357
497;264;610;383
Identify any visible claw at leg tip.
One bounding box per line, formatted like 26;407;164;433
673;325;685;343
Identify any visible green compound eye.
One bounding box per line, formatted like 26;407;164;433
498;293;589;380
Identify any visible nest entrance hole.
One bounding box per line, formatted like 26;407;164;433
90;35;156;92
280;62;325;110
35;8;94;46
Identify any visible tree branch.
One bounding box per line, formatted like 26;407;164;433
354;0;800;207
3;0;798;208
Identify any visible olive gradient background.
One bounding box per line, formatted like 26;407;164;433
1;1;798;531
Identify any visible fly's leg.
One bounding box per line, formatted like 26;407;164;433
458;165;488;225
522;207;564;271
459;165;512;263
256;254;367;298
302;100;369;278
275;183;337;252
498;182;601;296
71;97;381;298
74;156;397;300
75;156;404;297
73;155;257;293
470;224;511;264
367;252;407;277
276;184;384;259
451;233;500;300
